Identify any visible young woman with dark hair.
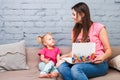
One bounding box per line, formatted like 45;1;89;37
57;2;112;80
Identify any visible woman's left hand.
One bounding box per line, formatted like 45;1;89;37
56;60;65;68
92;55;105;64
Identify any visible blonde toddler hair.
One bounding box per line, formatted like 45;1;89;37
36;32;52;46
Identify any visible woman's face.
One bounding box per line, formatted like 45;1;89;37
72;9;82;23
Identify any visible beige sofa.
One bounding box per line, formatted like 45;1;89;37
0;46;120;80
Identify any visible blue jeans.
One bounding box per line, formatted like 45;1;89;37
57;61;108;80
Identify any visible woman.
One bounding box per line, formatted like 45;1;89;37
57;2;112;80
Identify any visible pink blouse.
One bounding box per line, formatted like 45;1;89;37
38;47;61;64
72;22;105;56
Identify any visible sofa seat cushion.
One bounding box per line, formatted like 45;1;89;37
0;69;38;80
90;68;120;80
0;67;61;80
0;68;119;80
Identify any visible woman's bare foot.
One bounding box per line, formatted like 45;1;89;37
39;73;51;78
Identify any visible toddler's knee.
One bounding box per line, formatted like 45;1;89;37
48;61;54;66
71;64;84;71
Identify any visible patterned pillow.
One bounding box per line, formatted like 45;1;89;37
0;40;29;72
108;55;120;71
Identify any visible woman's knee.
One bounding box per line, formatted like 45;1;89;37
57;62;71;74
71;64;84;72
48;61;54;66
71;64;83;76
71;64;84;78
71;64;88;80
57;62;67;71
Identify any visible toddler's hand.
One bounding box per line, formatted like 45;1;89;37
44;58;50;63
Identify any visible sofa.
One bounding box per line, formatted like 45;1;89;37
0;46;120;80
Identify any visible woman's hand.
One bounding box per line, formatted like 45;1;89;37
92;55;105;64
56;60;65;68
60;52;72;59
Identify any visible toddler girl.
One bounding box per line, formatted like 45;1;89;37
36;32;61;78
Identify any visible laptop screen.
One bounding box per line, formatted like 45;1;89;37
72;43;95;57
72;43;96;63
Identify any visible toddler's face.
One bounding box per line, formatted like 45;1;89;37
44;34;55;47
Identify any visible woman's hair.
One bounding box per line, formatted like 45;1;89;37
72;2;93;42
36;32;52;47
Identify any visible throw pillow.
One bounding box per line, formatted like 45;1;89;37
0;40;29;72
108;55;120;71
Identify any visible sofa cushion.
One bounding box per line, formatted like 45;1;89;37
108;55;120;71
0;40;29;72
25;47;40;69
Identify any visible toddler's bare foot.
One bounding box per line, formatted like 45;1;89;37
39;74;51;78
50;72;59;78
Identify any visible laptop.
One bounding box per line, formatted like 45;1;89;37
63;43;96;64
